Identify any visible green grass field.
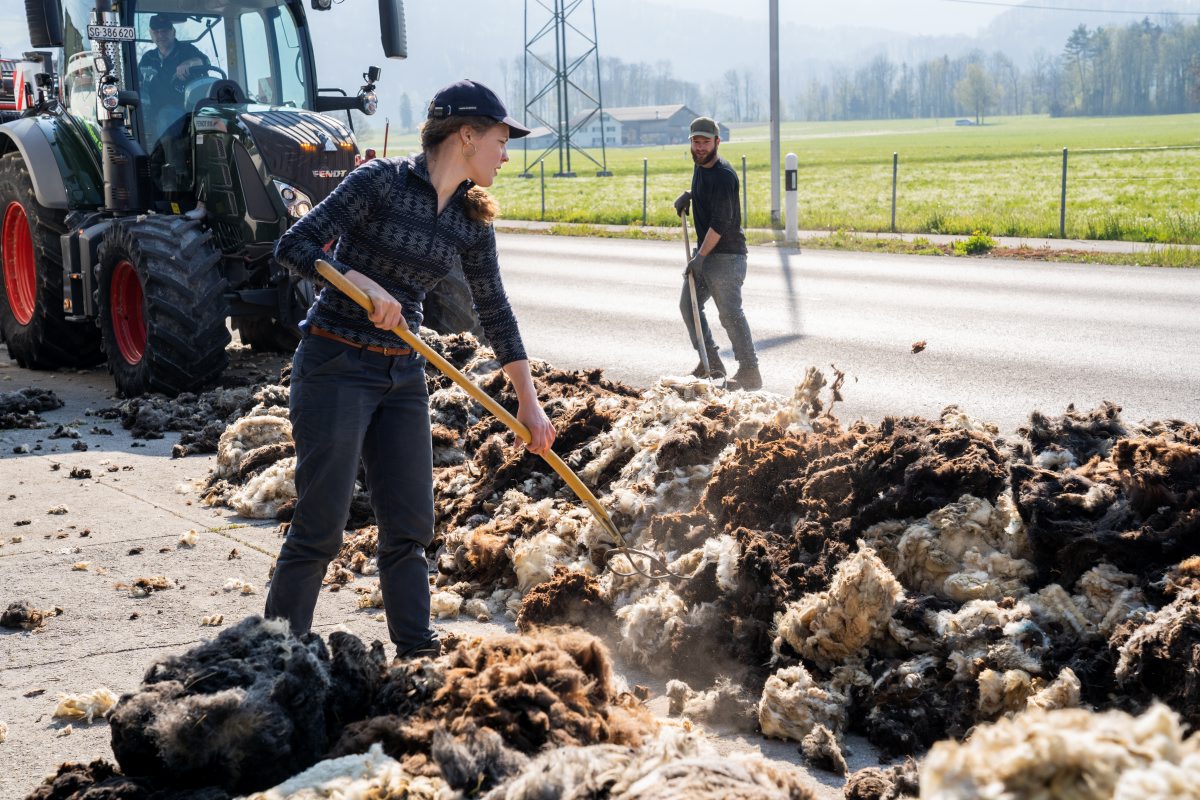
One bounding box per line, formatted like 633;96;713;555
360;114;1200;243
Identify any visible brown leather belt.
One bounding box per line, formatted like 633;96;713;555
308;325;412;356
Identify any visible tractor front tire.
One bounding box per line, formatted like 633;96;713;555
0;152;103;368
96;217;230;397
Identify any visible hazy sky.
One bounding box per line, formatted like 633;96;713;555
1;0;1009;57
697;0;1006;36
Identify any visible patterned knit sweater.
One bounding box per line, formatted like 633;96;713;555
274;153;527;365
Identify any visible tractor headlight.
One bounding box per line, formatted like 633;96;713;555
273;180;313;219
359;90;378;116
99;81;120;110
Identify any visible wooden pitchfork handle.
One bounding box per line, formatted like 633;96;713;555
313;259;681;582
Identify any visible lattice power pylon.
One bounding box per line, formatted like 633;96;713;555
521;0;610;178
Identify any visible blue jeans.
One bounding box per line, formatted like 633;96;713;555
679;252;758;367
264;334;435;652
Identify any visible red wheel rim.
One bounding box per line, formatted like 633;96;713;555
110;259;146;365
2;201;36;326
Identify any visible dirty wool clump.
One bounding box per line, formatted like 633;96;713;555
921;703;1200;800
1;600;62;630
665;676;759;732
335;629;655;779
25;759;231;800
1012;403;1200;589
1114;589;1200;729
96;380;285;445
843;759;920;800
434;370;643;534
480;727;818;800
106;616;385;794
516;567;611;633
245;743;445;800
0;388;64;429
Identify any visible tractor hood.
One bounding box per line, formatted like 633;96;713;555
237;109;358;205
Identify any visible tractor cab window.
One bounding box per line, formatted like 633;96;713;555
133;13;223;143
237;6;306;108
64;52;99;121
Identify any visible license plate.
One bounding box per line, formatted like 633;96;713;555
87;25;136;42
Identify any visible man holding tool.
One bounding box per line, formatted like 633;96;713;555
674;116;761;390
264;79;555;661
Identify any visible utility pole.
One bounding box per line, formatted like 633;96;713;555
769;0;780;226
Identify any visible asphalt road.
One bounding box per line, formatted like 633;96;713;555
497;234;1200;434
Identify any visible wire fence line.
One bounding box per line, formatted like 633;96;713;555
499;144;1200;244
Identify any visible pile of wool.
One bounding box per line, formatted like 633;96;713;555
920;703;1200;799
432;366;643;534
334;628;656;781
106;616;386;794
96;382;272;443
480;726;819;800
606;407;1009;685
0;388;63;429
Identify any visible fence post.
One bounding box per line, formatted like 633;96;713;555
540;161;545;221
1060;148;1068;239
742;154;748;225
891;152;898;233
785;152;798;244
642;158;648;226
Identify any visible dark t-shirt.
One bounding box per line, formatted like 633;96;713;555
691;156;747;255
138;41;208;107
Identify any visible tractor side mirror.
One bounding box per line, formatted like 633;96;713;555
378;0;406;59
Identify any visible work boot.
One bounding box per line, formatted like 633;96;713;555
729;363;762;391
691;350;726;379
393;636;441;664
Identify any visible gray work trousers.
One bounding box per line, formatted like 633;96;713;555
264;333;435;652
680;252;758;367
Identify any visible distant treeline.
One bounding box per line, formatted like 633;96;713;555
390;17;1200;131
795;18;1200;121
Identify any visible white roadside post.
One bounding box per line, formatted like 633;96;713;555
785;152;798;245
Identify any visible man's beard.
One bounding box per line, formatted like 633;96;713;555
691;142;718;165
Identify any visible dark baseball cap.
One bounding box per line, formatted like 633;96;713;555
690;116;720;139
427;79;531;139
148;14;175;30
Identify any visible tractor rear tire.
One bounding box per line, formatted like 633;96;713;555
422;256;486;341
0;151;104;368
234;316;301;353
96;216;231;397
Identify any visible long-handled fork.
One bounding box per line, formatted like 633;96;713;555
314;258;681;581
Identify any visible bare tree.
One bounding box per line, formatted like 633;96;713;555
954;63;994;124
723;69;742;121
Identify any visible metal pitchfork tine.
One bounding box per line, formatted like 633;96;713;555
314;259;684;582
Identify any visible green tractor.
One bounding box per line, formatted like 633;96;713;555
0;0;406;396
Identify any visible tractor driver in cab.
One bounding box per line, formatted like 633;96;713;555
139;14;208;192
